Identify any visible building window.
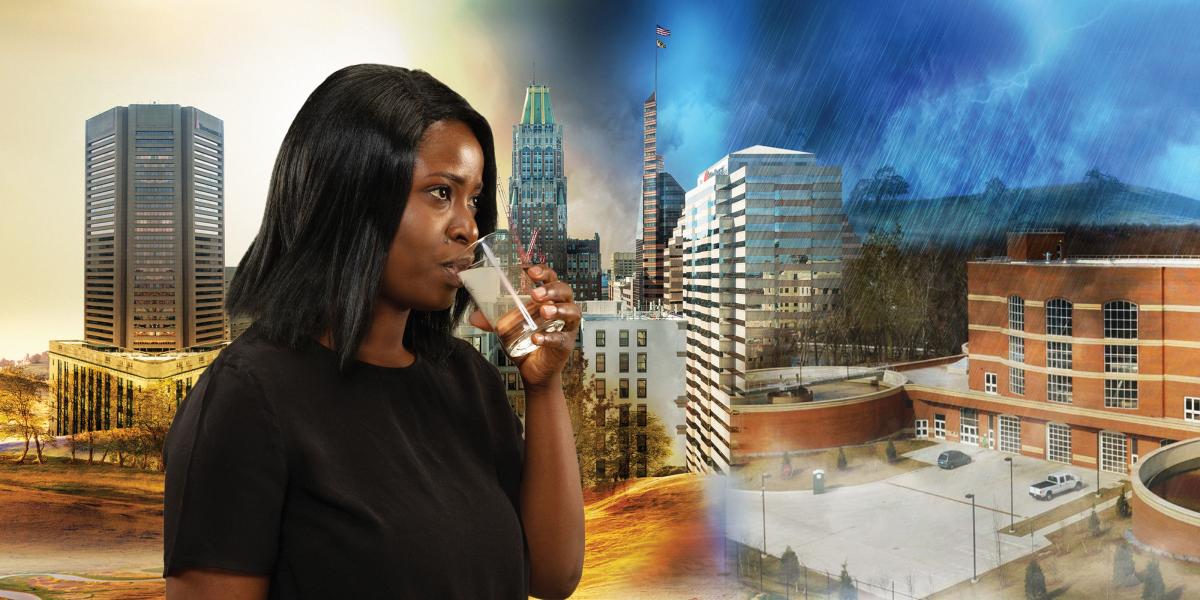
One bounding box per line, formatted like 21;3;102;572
596;353;606;373
1047;374;1073;404
619;330;629;347
637;379;647;399
1046;341;1072;370
1046;298;1073;336
1008;335;1024;363
1105;379;1138;409
637;329;647;346
1009;367;1025;396
960;408;979;445
596;329;606;347
596;459;606;478
637;403;647;427
595;405;607;427
984;372;998;394
619;353;629;373
1100;431;1129;474
1186;397;1200;422
594;378;605;399
1008;296;1025;331
934;414;946;439
637;352;647;373
637;432;647;453
619;404;630;426
1103;300;1138;339
1104;345;1138;373
915;419;928;438
619;379;629;399
999;415;1021;454
1047;423;1071;464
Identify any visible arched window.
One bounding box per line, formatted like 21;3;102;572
1103;300;1138;339
1007;295;1024;331
1045;298;1072;336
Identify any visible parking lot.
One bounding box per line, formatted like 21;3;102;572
725;441;1125;598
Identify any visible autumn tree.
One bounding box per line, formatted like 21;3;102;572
0;367;53;464
129;380;178;471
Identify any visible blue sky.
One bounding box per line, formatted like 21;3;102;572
484;0;1200;207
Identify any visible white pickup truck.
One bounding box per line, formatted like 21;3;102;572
1028;472;1082;500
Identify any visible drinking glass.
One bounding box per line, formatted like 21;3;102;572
460;232;565;358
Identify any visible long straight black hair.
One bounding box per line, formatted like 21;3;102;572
226;64;498;373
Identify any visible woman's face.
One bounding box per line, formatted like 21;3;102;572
379;119;484;312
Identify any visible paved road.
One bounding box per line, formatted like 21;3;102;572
724;442;1125;599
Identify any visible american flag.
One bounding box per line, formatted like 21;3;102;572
656;24;671;37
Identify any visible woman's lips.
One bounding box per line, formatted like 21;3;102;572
441;264;464;288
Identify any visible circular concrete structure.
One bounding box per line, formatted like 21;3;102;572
730;367;909;456
1131;437;1200;561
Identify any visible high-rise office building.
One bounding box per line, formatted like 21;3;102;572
566;234;602;301
84;104;225;352
680;145;855;473
637;93;685;311
612;252;638;282
508;84;568;276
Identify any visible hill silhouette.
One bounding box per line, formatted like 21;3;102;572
847;181;1200;250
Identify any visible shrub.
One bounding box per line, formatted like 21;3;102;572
1089;508;1102;537
1112;542;1138;587
1117;487;1133;518
1142;558;1165;600
836;447;848;471
1025;559;1047;600
838;561;857;600
885;440;898;463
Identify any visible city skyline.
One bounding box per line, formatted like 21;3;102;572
6;0;1200;361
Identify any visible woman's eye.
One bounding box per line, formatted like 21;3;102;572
468;196;480;211
431;187;450;201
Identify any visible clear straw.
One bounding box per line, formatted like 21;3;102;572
479;240;538;331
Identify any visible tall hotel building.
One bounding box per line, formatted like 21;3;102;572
906;233;1200;474
50;104;227;436
508;84;568;275
83;104;226;351
680;146;855;473
637;93;685;310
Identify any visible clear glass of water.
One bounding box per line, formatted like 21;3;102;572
460;232;565;358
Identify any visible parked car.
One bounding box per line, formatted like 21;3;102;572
1029;472;1082;500
937;450;972;469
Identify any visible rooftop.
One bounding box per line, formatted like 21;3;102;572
902;357;971;393
971;256;1200;267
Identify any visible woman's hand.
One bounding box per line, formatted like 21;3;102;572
469;264;580;391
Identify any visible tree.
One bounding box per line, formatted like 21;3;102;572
779;546;800;599
850;166;911;204
837;561;857;600
1117;487;1133;518
1025;559;1047;600
836;447;848;471
1112;542;1138;587
0;367;53;464
129;381;178;471
1142;558;1165;600
1089;507;1102;537
885;440;898;463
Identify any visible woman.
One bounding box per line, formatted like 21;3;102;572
163;64;584;599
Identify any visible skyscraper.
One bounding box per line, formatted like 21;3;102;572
84;104;225;352
566;234;602;301
680;145;856;473
638;92;684;310
508;84;568;275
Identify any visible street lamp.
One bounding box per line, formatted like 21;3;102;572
966;493;978;583
761;472;771;593
1004;456;1015;532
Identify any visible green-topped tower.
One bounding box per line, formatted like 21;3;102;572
508;83;568;275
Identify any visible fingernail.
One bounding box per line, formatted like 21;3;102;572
543;305;558;317
532;288;547;299
530;266;543;276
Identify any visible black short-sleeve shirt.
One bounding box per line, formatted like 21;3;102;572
163;324;528;598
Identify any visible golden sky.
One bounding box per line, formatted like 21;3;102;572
0;0;552;359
